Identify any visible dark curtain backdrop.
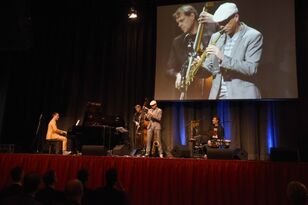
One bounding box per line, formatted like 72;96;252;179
0;0;308;160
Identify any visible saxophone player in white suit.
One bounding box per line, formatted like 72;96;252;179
145;100;163;158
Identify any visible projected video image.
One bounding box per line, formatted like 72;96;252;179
155;0;297;100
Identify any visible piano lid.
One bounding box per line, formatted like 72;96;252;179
83;101;103;126
81;101;125;127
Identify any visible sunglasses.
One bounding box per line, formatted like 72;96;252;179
218;14;236;27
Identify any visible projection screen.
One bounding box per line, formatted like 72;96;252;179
155;0;297;100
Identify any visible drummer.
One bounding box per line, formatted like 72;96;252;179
207;115;225;147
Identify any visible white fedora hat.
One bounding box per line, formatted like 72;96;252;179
150;100;157;106
213;2;238;23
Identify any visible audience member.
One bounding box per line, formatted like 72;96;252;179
36;170;65;205
94;168;129;205
77;168;94;205
64;179;84;205
0;166;24;202
287;181;308;205
2;172;42;205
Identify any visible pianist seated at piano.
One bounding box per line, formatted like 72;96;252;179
46;112;71;155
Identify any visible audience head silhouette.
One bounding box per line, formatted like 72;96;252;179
23;172;41;195
43;170;56;187
105;168;118;187
65;179;83;203
77;168;89;185
287;181;308;205
10;166;24;183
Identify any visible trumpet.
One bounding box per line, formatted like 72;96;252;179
185;30;224;87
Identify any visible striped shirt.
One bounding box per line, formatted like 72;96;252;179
219;31;240;99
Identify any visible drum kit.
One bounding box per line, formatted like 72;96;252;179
190;138;231;158
187;120;232;157
208;139;231;148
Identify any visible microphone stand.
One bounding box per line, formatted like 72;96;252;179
33;114;43;153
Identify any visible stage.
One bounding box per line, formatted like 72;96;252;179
0;153;307;205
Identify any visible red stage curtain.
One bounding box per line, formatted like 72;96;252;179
1;154;308;205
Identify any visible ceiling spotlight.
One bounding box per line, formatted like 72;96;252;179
128;7;138;19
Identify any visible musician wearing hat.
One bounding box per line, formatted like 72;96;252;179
199;2;263;99
145;100;163;158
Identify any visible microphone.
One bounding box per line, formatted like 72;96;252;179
35;114;43;137
218;28;226;34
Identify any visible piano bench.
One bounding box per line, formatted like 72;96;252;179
46;139;62;154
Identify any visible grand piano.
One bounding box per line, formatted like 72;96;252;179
67;102;128;152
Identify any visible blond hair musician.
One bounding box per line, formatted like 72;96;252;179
46;112;70;155
167;4;217;100
145;100;163;158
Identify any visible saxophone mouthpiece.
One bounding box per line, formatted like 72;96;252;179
219;28;226;34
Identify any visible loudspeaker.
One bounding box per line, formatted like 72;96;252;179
270;147;299;162
207;148;234;159
171;145;191;158
81;145;107;156
112;144;130;156
130;149;137;156
206;148;247;160
233;148;248;160
0;144;15;153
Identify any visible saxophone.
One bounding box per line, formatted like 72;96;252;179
178;4;213;100
185;30;223;87
151;138;160;155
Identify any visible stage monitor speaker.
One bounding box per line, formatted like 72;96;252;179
206;148;247;160
233;148;248;160
130;149;137;156
207;148;234;160
81;145;107;156
0;144;15;153
171;145;191;158
270;147;299;162
112;144;130;156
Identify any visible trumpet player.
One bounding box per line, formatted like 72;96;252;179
145;100;163;158
198;2;263;99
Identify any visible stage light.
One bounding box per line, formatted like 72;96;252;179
128;7;138;19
